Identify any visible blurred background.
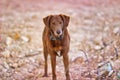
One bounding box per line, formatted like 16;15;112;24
0;0;120;80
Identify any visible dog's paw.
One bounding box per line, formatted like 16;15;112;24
42;74;48;77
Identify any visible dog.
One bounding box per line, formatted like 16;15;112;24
42;14;70;80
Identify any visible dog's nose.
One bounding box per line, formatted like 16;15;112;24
57;30;61;34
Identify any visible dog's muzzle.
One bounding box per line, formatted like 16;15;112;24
50;31;64;40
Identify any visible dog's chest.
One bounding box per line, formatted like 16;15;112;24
51;40;63;56
51;40;62;47
53;46;62;56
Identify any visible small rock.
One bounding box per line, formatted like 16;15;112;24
6;37;12;46
94;45;101;50
96;12;104;17
3;61;9;69
108;70;114;77
113;27;119;34
29;58;35;63
21;36;29;42
117;72;120;80
10;63;18;68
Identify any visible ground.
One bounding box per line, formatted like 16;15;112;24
0;0;120;80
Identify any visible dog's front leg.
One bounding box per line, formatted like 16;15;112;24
63;53;70;80
43;48;48;77
50;52;57;80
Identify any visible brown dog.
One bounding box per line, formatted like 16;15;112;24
42;14;70;80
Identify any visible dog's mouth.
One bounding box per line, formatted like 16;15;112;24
50;32;64;40
56;35;63;40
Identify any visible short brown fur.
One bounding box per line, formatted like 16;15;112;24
42;14;70;80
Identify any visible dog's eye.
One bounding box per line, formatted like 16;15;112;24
59;22;62;24
52;22;55;25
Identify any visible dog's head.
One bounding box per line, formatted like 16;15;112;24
43;14;70;39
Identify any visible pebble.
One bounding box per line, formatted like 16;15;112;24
21;36;29;42
6;37;12;46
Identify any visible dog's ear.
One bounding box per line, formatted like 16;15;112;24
59;14;70;27
43;15;52;27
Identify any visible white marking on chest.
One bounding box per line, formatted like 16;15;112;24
57;51;61;56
